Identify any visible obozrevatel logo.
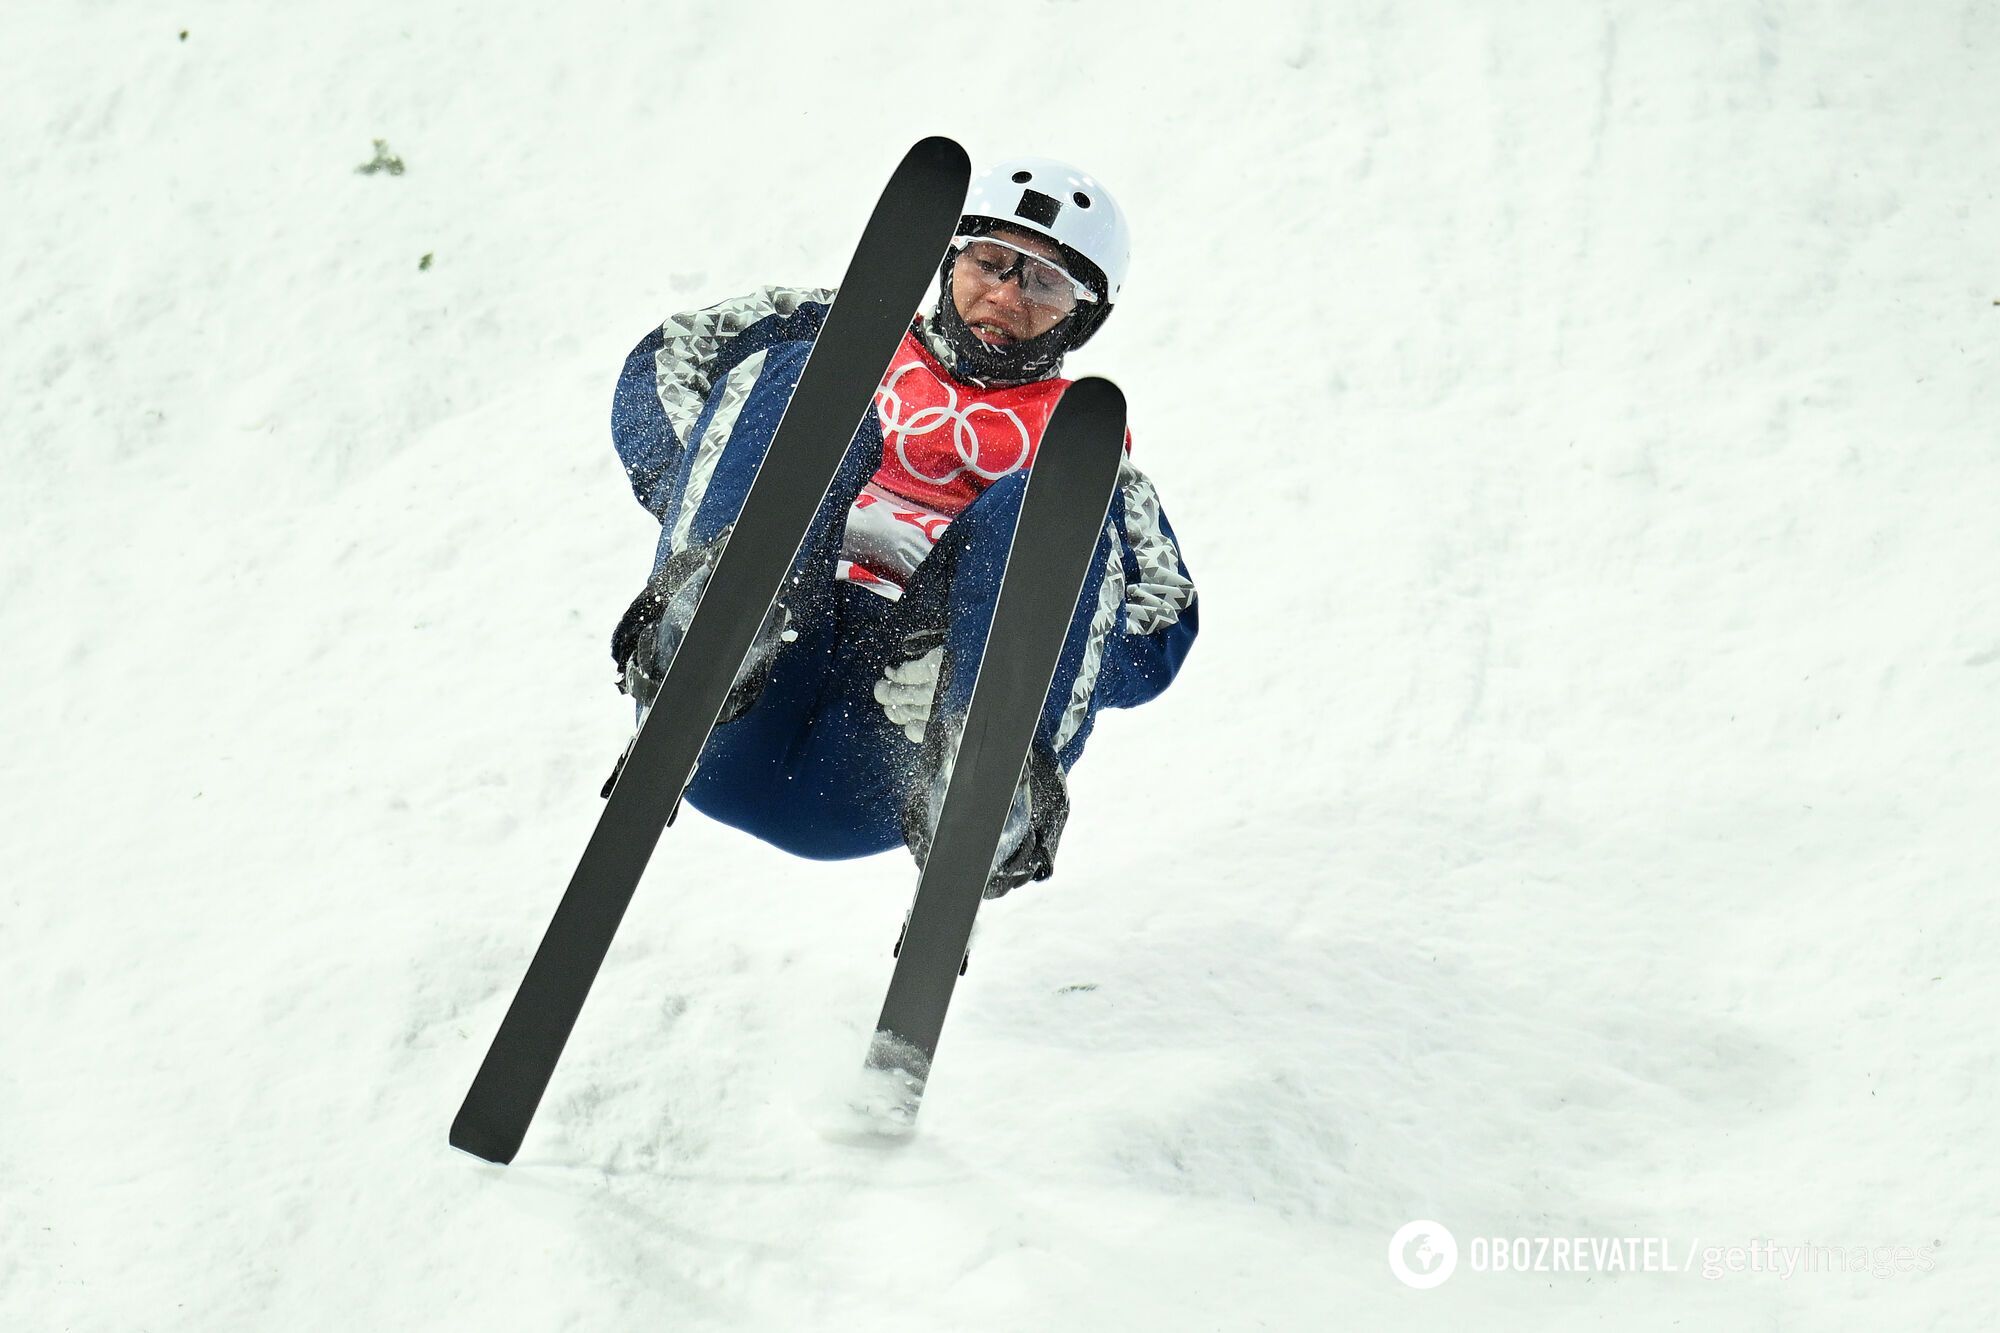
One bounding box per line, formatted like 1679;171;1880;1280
1389;1220;1459;1289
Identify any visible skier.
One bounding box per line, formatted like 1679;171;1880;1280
606;156;1197;896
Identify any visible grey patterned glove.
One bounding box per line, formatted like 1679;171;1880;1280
874;643;943;744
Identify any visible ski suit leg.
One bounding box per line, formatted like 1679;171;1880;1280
683;584;915;860
898;469;1121;773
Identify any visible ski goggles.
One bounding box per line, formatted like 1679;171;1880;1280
950;234;1098;314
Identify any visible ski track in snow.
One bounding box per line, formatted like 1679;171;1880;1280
4;2;1995;1328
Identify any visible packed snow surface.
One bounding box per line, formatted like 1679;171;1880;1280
5;2;1996;1328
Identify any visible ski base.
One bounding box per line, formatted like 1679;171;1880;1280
861;376;1129;1128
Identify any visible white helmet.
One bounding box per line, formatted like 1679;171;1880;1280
961;156;1131;303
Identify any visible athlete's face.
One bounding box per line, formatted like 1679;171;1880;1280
951;226;1073;348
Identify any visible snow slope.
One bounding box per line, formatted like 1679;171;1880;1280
4;2;1995;1328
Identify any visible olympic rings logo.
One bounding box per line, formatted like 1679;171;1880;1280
874;360;1032;485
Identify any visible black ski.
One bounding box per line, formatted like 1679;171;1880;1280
451;137;970;1165
864;376;1128;1124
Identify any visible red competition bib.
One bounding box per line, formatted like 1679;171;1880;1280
837;329;1102;597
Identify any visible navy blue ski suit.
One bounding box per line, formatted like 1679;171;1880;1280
610;287;1198;860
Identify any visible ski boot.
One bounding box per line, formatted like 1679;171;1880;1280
901;722;1069;899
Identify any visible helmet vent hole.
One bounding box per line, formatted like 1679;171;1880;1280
1011;170;1032;184
1073;191;1091;207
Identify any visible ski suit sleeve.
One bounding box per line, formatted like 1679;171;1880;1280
1090;458;1199;711
610;286;834;521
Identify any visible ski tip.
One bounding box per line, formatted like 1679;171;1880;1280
1061;376;1126;419
907;135;971;178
